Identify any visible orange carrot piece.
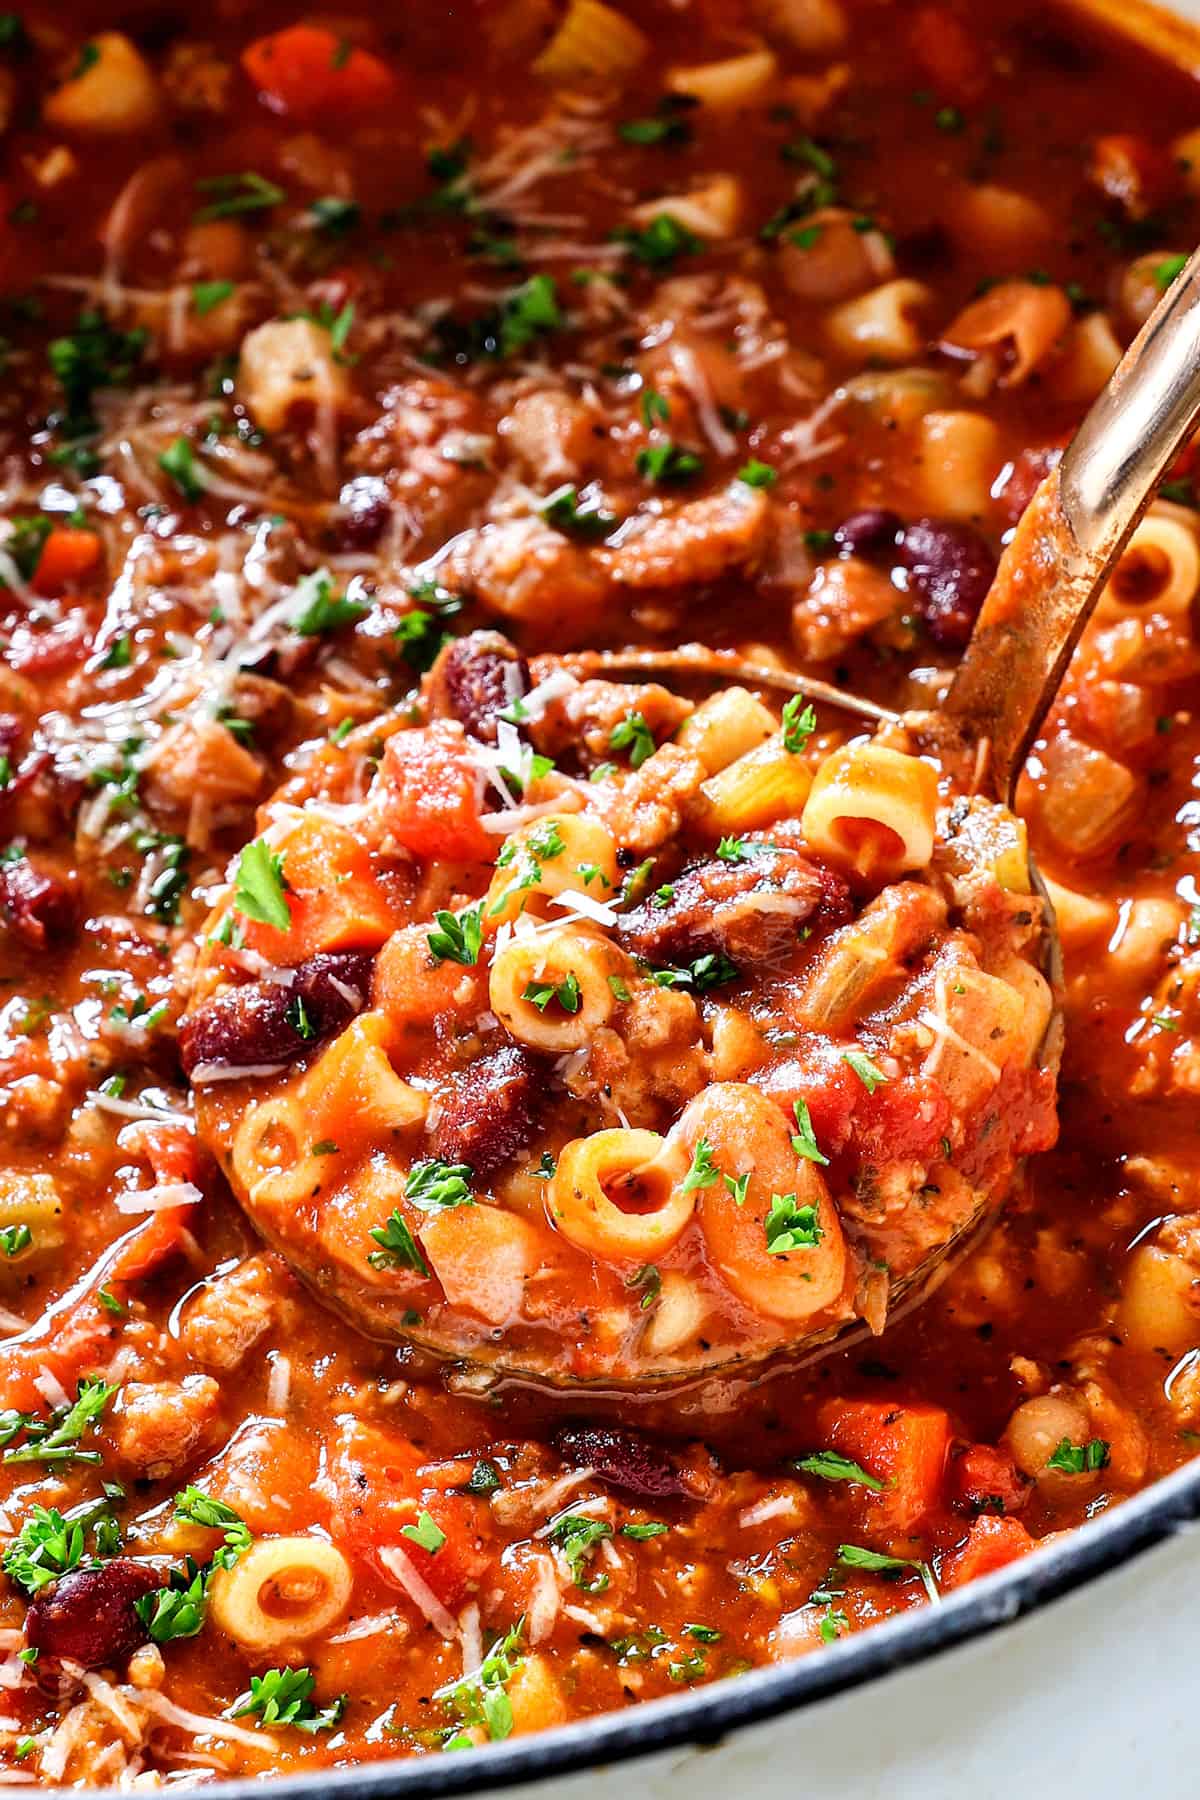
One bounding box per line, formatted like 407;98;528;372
942;1515;1034;1589
241;26;399;124
375;721;494;863
33;526;102;596
240;817;396;959
815;1398;952;1531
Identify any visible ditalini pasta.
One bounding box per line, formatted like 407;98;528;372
1;0;1198;1783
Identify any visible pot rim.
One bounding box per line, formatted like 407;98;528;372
181;1452;1200;1800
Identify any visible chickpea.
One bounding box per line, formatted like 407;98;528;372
1003;1392;1092;1483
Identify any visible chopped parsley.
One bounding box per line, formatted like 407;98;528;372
400;1510;446;1555
368;1211;429;1277
1046;1437;1110;1475
648;951;739;992
437;1620;524;1746
764;1191;823;1255
427;902;484;967
795;1450;887;1492
1155;253;1189;290
548;1512;613;1591
466;1459;502;1495
613;213;700;267
681;1137;720;1194
0;1222;31;1257
289;569;367;636
621;1521;669;1540
790;1098;829;1165
3;1379;117;1467
625;1263;661;1309
635;439;704;484
610;711;657;768
173;1487;253;1569
406;1159;475;1212
838;1542;939;1604
781;695;817;752
724;1170;751;1206
522;973;582;1014
194;171;287;223
232;838;291;932
841;1050;887;1094
231;1667;346;1733
737;459;778;489
541;483;618;540
192;280;234;316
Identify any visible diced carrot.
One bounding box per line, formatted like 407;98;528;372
949;1443;1030;1516
375;721;494;863
908;6;990;105
241;26;399;125
33;526;102;596
816;1398;952;1531
320;1420;488;1608
941;1515;1034;1589
240;816;396;960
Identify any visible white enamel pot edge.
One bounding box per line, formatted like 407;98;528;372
93;1;1200;1794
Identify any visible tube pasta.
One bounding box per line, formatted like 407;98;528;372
675;1084;846;1322
939;280;1071;392
43;32;162;134
802;742;938;880
825;279;933;365
1036;732;1138;859
752;0;846;53
780;210;894;306
485;814;619;926
238;318;351;434
629;176;742;240
667;48;778;111
916;411;1002;522
208;1536;352;1652
942;183;1053;263
0;1173;63;1269
1049;312;1123;406
299;1014;428;1146
231;1089;336;1209
993;957;1054;1065
421;1204;549;1324
791;882;946;1030
549;1128;692;1261
640;1270;711;1358
488;926;617;1051
675;686;777;776
700;733;814;833
1096;504;1200;623
532;0;648;82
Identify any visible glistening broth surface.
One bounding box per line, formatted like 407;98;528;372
0;0;1198;1782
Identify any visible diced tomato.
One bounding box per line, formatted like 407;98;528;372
242;26;399;126
908;6;990;104
33;527;102;596
1087;133;1176;220
852;1076;952;1167
321;1420;488;1609
240;816;396;960
816;1399;952;1531
374;721;494;863
949;1443;1030;1516
941;1515;1034;1589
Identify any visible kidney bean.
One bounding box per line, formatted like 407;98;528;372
25;1560;157;1669
554;1425;690;1500
433;631;529;745
895;518;996;650
336;475;392;551
179;948;375;1074
431;1044;541;1181
619;850;850;971
833;508;903;562
0;853;77;949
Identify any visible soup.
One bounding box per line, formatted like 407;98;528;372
0;0;1197;1782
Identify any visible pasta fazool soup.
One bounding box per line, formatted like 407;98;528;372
186;657;1059;1382
1;0;1200;1783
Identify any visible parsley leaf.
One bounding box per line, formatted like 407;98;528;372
173;1486;253;1570
231;1667;345;1733
838;1542;939;1603
540;483;618;540
681;1137;720;1195
613;213;700;267
841;1049;887;1094
795;1450;887;1492
610;711;657;768
436;1620;524;1745
400;1510;446;1555
1046;1437;1110;1475
3;1378;117;1466
406;1159;475;1212
737;459;777;489
791;1098;829;1165
522;973;582;1014
427;902;483;967
635;440;703;484
764;1191;823;1255
368;1211;429;1276
548;1512;613;1591
781;696;817;752
232;838;291;931
194;171;287;222
0;1222;31;1257
625;1263;661;1309
289;569;367;636
192;280;234;317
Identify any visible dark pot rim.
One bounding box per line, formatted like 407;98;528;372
181;1451;1200;1800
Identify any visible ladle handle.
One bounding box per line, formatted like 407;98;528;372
943;243;1200;799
